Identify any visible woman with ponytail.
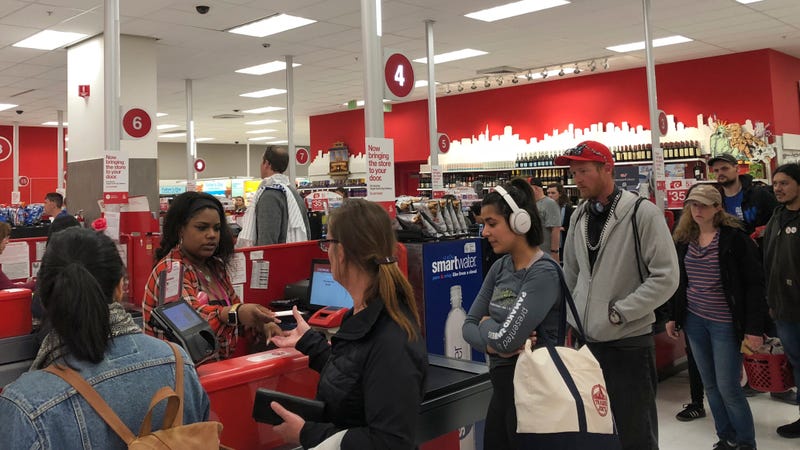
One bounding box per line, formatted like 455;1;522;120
0;228;209;449
462;177;565;450
271;199;427;449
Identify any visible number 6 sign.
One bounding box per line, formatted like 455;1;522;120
122;108;152;139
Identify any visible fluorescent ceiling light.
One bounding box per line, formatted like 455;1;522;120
342;99;392;107
236;61;301;76
13;30;88;50
735;0;763;3
414;80;441;88
413;49;488;64
195;137;214;142
528;69;562;80
156;112;168;117
228;13;316;38
240;88;287;98
160;132;186;138
42;121;68;126
156;124;178;130
243;106;286;114
607;35;693;53
248;136;277;141
0;103;19;111
271;140;288;144
246;129;277;134
245;119;281;125
465;0;570;22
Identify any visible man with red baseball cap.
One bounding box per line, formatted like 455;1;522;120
558;140;679;450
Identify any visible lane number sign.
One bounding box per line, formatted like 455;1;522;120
122;108;152;139
384;53;414;99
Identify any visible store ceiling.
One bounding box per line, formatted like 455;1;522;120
0;0;798;147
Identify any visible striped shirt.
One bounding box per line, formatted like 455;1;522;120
685;230;733;322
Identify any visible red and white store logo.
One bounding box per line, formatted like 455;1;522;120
0;136;12;162
591;384;609;417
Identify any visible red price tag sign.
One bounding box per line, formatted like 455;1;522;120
309;198;329;212
384;53;414;99
665;179;695;209
122;108;152;139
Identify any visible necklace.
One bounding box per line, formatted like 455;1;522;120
585;191;622;251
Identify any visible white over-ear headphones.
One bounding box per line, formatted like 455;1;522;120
494;185;531;235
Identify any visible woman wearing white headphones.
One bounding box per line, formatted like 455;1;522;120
462;177;565;450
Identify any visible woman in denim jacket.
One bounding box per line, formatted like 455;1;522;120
0;228;209;449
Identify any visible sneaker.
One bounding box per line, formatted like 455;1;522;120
712;440;736;450
777;418;800;438
676;403;706;421
770;389;798;405
741;383;762;397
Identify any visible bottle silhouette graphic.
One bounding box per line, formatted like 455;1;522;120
444;285;475;450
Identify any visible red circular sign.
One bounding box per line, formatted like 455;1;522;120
296;148;310;165
384;53;414;98
0;136;12;162
657;110;668;137
437;133;450;154
18;176;29;187
194;158;206;172
122;108;152;138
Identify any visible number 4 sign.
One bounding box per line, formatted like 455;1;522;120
383;52;414;100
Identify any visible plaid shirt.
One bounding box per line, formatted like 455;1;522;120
142;247;240;360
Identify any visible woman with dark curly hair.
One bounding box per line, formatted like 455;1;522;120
143;192;279;361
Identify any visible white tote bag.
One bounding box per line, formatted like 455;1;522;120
309;430;346;450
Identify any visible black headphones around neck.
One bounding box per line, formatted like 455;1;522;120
588;188;620;216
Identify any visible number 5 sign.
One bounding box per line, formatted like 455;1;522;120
121;108;152;139
383;52;414;100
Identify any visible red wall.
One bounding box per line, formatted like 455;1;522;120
310;49;800;168
0;126;65;205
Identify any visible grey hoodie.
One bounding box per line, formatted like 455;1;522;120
563;190;679;342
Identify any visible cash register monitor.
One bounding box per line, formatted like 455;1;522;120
306;259;353;328
308;259;354;311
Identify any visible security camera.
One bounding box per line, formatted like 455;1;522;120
15;110;23;115
262;43;270;48
234;140;240;145
195;5;210;14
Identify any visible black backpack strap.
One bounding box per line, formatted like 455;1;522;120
536;258;586;343
631;197;646;284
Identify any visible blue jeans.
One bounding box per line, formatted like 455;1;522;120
774;319;800;407
684;312;756;446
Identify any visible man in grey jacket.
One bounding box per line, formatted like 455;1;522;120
254;146;311;245
556;141;679;450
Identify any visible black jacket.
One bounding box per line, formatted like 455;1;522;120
733;174;779;235
669;225;768;341
297;298;428;450
763;206;800;321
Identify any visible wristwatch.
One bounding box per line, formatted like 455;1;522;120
609;307;622;325
228;303;242;326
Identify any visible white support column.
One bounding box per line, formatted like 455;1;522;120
185;79;195;182
286;54;296;182
425;20;438;169
104;0;120;153
57;110;65;190
643;0;665;211
361;0;384;138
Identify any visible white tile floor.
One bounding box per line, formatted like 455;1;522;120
658;370;799;450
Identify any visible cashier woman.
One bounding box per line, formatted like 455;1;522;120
142;192;280;361
271;199;427;449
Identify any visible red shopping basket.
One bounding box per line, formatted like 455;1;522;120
743;353;795;393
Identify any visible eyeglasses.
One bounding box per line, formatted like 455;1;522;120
563;143;608;163
318;239;339;252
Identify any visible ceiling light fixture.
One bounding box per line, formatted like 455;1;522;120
496;76;504;86
156;124;178;130
156;112;168;117
240;88;287;98
603;58;609;70
541;68;548;79
195;138;214;142
413;48;488;64
558;67;565;77
245;119;281;125
242;106;286;114
13;30;88;50
589;60;597;72
735;0;764;4
236;61;301;76
228;13;316;38
160;132;186;138
512;75;519;84
484;78;491;88
458;82;464;92
465;0;570;23
446;84;452;94
42;121;68;126
525;71;533;81
246;129;278;134
606;35;693;53
248;136;277;141
573;64;581;75
471;80;477;90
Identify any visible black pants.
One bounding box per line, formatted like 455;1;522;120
588;337;659;450
485;364;518;450
686;333;705;404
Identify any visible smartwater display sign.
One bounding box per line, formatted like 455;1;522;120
422;238;484;362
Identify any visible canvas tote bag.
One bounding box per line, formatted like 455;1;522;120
513;259;620;449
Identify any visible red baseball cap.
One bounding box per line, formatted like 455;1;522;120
554;140;614;167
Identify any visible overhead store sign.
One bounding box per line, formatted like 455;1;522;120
383;52;414;100
121;107;152;139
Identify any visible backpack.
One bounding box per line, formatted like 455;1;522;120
45;343;226;449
